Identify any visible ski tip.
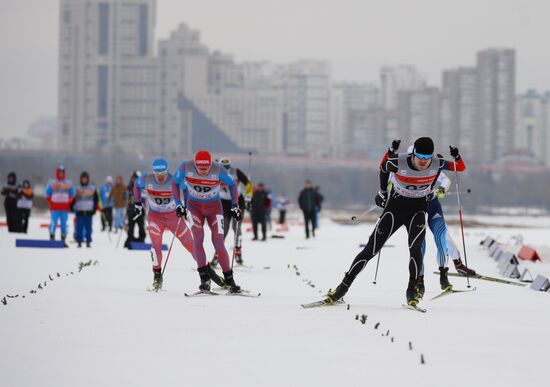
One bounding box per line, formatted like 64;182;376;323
402;304;427;313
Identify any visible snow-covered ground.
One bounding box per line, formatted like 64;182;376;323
1;214;550;387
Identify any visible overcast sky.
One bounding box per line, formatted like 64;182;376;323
1;0;549;139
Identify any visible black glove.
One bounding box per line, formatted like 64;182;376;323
231;205;243;221
449;145;460;160
134;202;144;218
375;191;388;208
176;204;187;219
245;198;251;211
390;138;401;153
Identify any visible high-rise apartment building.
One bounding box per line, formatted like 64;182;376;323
441;67;479;161
58;0;157;154
158;24;284;157
477;48;516;163
380;65;426;110
332;82;381;157
515;90;549;164
158;23;210;157
283;61;331;157
397;87;440;148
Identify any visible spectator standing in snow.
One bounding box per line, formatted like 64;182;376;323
99;176;114;232
73;171;99;248
109;176;127;232
2;172;20;232
251;183;270;241
298;180;320;239
277;192;289;225
16;180;33;233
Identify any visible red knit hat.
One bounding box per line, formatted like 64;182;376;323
56;165;66;180
194;150;212;169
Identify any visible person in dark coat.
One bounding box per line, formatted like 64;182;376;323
125;171;146;247
17;180;34;233
314;185;324;230
2;172;20;232
73;171;99;248
250;183;270;241
298;180;320;239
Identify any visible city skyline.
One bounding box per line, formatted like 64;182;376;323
2;0;550;139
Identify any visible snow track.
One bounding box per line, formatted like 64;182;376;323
1;215;549;386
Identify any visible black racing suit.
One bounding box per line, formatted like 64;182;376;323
221;168;250;241
344;153;466;284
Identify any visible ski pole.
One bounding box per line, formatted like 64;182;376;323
350;205;378;222
372;250;382;285
247;152;253;180
453;161;471;288
116;219;125;248
445;189;471;196
161;217;182;276
231;218;242;270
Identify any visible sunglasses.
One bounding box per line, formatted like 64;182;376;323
414;152;433;160
153;171;168;176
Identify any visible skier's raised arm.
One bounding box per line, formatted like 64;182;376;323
375;139;401;208
440;146;466;172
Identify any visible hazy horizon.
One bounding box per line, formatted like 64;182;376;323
1;0;550;139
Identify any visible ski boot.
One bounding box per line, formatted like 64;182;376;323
453;259;477;276
205;263;226;288
77;242;82;248
86;241;91;248
210;253;219;268
197;266;211;291
416;275;425;299
223;270;241;293
234;247;243;265
326;273;353;303
152;269;163;291
61;235;68;248
439;266;453;291
50;233;55;241
406;280;419;306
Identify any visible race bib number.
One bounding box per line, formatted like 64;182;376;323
52;192;69;203
189;184;219;200
17;198;33;209
147;195;176;213
394;183;431;198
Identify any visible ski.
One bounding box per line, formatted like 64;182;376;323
185;289;260;298
301;299;346;309
437;272;527;287
226;291;261;298
234;263;254;269
430;286;477;300
146;287;166;292
402;304;427;313
184;290;220;297
212;286;228;291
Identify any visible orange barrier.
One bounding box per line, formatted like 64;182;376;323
517;245;541;262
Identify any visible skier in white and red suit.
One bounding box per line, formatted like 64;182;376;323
133;158;225;291
172;150;243;293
